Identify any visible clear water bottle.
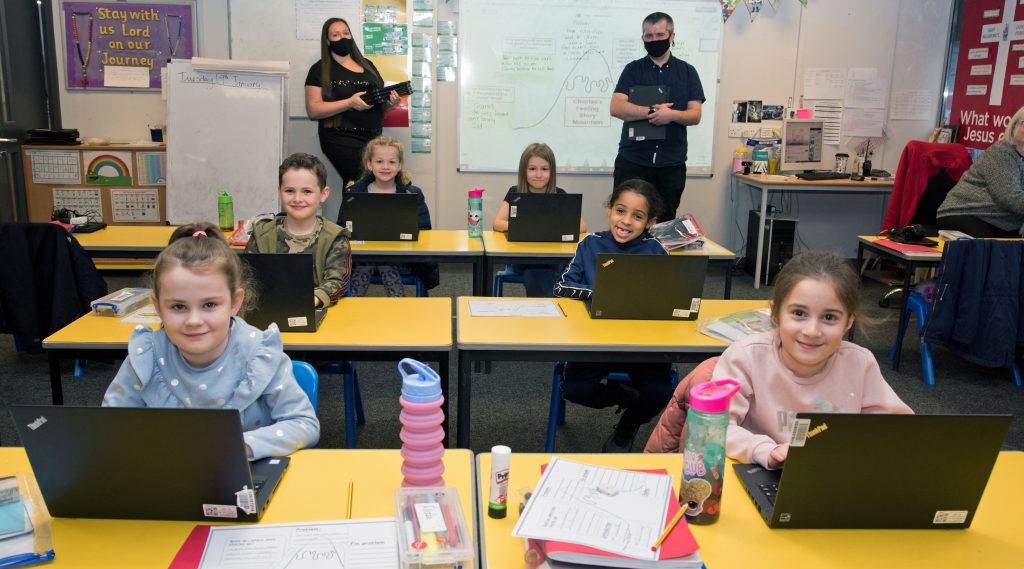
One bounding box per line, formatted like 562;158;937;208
398;358;446;487
681;378;741;524
467;188;484;238
217;190;234;231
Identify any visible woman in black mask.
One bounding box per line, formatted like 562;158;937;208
305;17;399;188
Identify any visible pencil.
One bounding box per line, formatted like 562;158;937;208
651;506;686;551
345;480;354;519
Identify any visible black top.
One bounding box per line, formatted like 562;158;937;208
614;54;705;167
502;186;567;203
305;59;385;133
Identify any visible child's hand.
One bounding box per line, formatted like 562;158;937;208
348;92;372;111
767;444;789;469
314;295;322;308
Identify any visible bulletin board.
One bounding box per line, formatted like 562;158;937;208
61;1;195;90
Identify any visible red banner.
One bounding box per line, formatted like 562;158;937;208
948;0;1024;150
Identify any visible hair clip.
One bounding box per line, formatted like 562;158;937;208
192;230;207;237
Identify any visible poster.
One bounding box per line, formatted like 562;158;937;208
948;0;1024;150
63;2;194;89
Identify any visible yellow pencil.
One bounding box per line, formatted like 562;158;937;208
651;506;686;551
346;480;354;519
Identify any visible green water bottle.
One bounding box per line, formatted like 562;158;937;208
217;191;234;231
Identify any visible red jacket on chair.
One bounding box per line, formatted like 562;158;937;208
881;141;972;231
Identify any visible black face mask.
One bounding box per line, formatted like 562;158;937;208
329;37;355;57
644;38;671;58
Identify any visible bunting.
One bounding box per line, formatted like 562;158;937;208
721;0;739;22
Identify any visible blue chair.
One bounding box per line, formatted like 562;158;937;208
369;273;427;297
494;265;524;297
545;364;679;452
292;360;319;410
891;290;1023;387
316;360;366;448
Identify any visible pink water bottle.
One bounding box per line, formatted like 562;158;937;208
399;358;446;487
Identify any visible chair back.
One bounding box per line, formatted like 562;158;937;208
292;360;319;410
882;141;972;232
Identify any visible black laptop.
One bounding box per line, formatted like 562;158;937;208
238;253;326;332
733;413;1012;529
589;254;707;320
626;85;669;141
506;193;582;243
10;405;290;522
341;192;420;241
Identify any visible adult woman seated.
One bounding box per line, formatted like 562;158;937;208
936;106;1024;238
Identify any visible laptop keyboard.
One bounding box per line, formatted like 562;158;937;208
759;483;778;505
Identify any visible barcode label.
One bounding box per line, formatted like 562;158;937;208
400;233;413;240
933;510;968;524
236;486;257;515
414;502;446;532
690;297;701;312
562;234;573;241
345;221;353;231
510;206;518;217
202;504;238;518
789;418;811;447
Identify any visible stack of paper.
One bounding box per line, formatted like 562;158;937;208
0;475;55;568
698;307;773;343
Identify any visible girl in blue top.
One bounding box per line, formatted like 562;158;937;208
554;179;673;452
103;223;320;460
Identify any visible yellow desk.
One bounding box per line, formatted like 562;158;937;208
350;229;485;295
733;173;894;289
476;451;1024;569
42;298;453;442
481;231;738;298
454;297;766;447
0;447;475;568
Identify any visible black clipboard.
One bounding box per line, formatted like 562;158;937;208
626;85;669;141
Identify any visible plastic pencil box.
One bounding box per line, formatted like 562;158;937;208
90;288;151;316
394;486;474;569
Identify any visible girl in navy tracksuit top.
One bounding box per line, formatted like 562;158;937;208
554;179;674;452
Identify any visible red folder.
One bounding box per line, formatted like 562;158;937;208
167;525;211;569
874;238;942;255
537;466;700;562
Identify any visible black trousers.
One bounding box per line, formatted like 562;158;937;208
613;156;687;223
319;130;374;189
937;214;1019;238
562;361;674;428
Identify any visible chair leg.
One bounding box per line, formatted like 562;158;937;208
494;275;503;297
353;369;366;424
920;340;936;387
545;363;566;453
73;359;85;378
1011;361;1023;388
343;365;358;449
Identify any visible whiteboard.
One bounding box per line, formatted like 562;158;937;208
166;59;286;224
458;0;721;174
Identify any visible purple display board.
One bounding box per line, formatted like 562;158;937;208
63;2;193;89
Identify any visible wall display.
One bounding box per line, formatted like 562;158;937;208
27;149;82;184
948;0;1024;149
83;151;133;185
62;1;194;89
458;0;722;174
110;188;161;222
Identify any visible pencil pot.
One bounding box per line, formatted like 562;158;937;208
681;378;741;524
467;188;484;238
398;358;446;487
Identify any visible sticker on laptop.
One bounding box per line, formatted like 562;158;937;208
690;297;701;312
561;234;574;241
287;316;308;328
789;418;811;447
601;258;615;268
932;510;968;524
400;233;413;240
672;309;691;318
202;504;239;519
510;206;518;217
236;486;257;515
345;221;353;232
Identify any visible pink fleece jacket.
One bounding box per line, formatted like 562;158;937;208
715;331;912;469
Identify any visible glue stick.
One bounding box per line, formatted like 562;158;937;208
488;445;511;519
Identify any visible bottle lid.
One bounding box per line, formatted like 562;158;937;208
468;188;485;197
688;378;741;413
398;358;441;403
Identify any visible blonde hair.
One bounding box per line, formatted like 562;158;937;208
1001;105;1024;142
361;135;411;185
516;143;557;194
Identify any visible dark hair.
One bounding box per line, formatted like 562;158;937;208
279;152;328;189
643;12;674;34
319;17;383;102
361;135;411;184
770;251;862;332
149;222;255;316
516;143;558;194
605;178;664;224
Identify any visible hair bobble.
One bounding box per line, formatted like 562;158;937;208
192;230;207;237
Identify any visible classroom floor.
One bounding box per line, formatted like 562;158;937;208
1;263;1021;453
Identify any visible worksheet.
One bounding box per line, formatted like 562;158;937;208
512;457;672;561
467;300;563;318
198;518;397;569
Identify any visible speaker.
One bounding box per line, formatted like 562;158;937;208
745;210;797;286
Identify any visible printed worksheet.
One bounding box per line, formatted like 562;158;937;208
198;518;397;569
467;300;563;317
512;457;672;560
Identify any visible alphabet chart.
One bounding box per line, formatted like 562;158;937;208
29;149;82;184
110;188;160;222
52;188;103;221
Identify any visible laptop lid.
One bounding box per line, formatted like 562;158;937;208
626;85;669;141
238;253;325;332
10;405;290;522
734;413;1011;529
341;192;420;241
506;193;582;243
589;254;707;320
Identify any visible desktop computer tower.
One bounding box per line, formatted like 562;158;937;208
745;210;797;286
